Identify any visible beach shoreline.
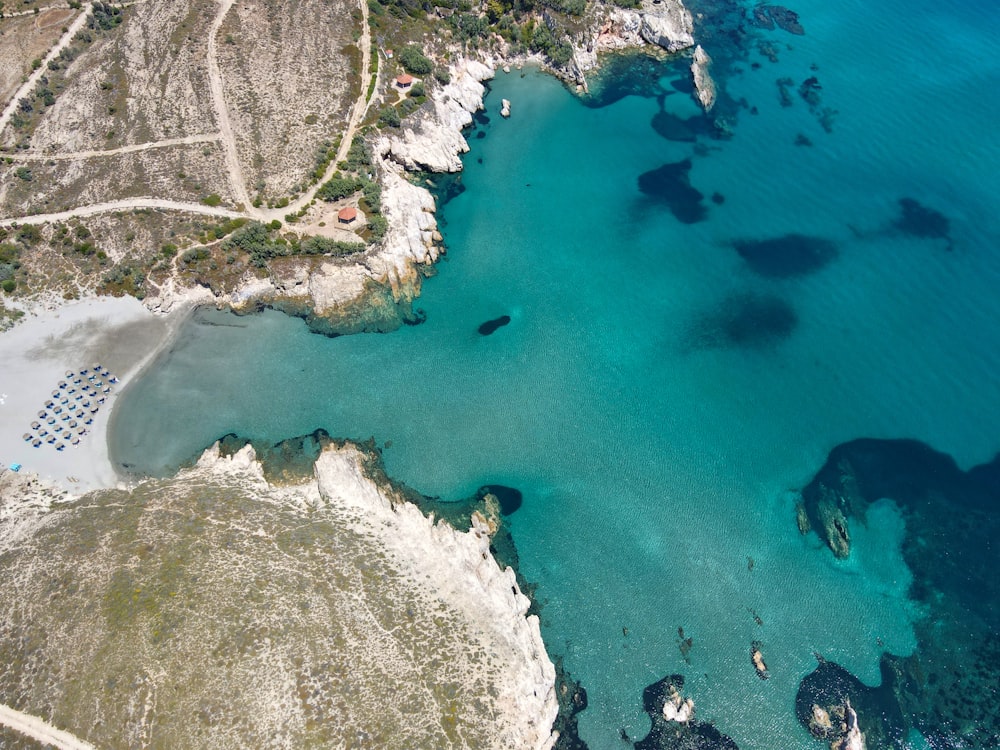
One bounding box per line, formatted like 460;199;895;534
0;296;193;494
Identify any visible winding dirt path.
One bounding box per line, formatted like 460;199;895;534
0;2;91;137
5;133;221;161
0;197;244;226
206;0;252;211
0;0;373;228
0;703;97;750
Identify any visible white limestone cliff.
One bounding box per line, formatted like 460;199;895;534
378;59;495;173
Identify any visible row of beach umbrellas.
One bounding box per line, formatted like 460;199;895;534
23;363;118;450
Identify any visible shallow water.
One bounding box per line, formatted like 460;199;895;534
111;0;1000;744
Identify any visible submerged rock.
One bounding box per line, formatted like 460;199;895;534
758;4;805;34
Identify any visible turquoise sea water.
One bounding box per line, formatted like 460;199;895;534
111;0;1000;745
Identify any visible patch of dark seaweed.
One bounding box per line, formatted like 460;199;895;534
477;314;511;336
894;198;951;242
686;292;797;350
638;159;707;224
651;111;698;142
733;234;838;277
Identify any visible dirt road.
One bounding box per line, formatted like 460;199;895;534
0;703;97;750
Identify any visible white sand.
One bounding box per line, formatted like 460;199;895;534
0;297;178;493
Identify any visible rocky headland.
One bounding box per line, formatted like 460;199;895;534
195;59;497;336
0;440;558;749
570;0;696;87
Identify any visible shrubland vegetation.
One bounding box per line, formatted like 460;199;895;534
4;3;126;146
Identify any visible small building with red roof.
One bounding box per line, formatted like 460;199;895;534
395;74;413;89
338;206;358;224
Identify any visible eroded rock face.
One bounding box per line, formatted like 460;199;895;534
0;442;558;749
639;8;695;53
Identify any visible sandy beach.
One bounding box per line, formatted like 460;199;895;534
0;297;179;493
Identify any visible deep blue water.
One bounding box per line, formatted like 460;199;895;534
111;0;1000;745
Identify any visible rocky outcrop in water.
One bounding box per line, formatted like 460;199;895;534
796;658;902;750
0;441;559;749
690;45;717;111
633;675;740;750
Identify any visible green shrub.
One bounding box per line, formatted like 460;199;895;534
399;45;433;75
201;194;222;207
181;247;210;264
317;173;363;202
299;236;365;256
1;279;15;294
378;106;401;128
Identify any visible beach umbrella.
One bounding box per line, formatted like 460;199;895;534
56;443;65;451
80;368;89;375
65;370;74;377
32;439;41;448
93;362;101;370
22;433;30;441
44;400;54;408
30;421;40;429
90;406;99;413
47;435;56;443
98;395;106;403
37;410;46;418
72;377;81;384
51;390;60;397
75;394;82;401
68;419;78;428
53;406;62;414
58;381;67;388
47;417;55;424
71;437;80;445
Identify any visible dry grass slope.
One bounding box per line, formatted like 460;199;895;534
0;449;548;749
0;141;233;215
0;11;73;103
27;0;216;152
